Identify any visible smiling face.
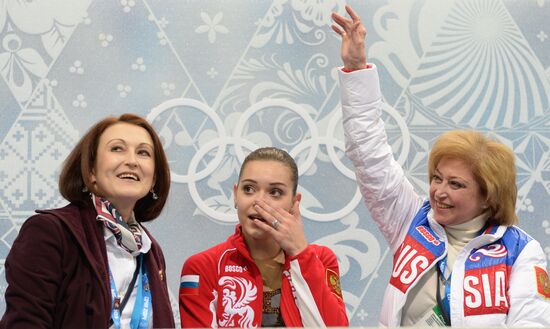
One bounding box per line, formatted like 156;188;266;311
429;157;486;226
233;160;297;241
89;122;155;219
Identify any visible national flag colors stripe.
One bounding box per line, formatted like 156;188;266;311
180;274;200;295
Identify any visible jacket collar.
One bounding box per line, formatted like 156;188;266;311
36;202;110;288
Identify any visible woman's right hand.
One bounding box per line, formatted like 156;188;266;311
252;197;308;257
331;5;368;71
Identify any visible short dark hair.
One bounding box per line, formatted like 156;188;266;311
59;113;170;221
238;147;299;195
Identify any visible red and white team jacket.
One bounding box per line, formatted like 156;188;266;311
179;225;349;328
339;66;550;327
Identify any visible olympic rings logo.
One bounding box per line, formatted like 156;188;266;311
147;97;411;223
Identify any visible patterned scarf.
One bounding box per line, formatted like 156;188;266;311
92;194;143;255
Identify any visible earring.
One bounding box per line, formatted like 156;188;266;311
82;185;89;193
151;189;159;200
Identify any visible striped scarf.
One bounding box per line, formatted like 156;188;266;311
92;194;143;255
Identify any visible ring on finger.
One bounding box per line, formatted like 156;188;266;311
271;219;280;229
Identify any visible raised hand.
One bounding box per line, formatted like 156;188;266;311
331;5;368;70
252;196;308;257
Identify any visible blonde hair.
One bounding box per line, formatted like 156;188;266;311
428;130;517;226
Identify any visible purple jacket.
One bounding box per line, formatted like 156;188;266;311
0;202;175;329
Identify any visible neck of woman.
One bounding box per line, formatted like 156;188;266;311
246;236;283;261
110;201;135;223
445;211;489;246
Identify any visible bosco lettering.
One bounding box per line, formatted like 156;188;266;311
225;265;244;273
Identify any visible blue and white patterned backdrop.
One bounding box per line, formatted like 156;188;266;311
0;0;549;326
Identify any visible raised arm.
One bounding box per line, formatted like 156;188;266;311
331;5;368;71
332;6;423;249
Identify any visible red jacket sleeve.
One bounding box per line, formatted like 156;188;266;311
287;245;349;326
179;252;219;328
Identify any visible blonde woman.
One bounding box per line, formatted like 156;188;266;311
332;5;550;327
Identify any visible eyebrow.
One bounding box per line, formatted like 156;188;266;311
434;168;469;183
106;139;153;148
240;179;288;187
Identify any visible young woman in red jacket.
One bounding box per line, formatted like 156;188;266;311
180;147;349;328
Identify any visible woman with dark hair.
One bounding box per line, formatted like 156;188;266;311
1;113;175;329
179;147;349;328
332;5;550;327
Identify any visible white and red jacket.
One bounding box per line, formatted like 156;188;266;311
179;225;349;328
339;66;550;327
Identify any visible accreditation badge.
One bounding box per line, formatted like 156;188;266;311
414;304;447;327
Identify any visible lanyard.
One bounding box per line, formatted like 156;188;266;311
109;255;152;329
436;257;451;326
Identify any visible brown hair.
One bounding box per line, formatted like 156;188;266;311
428;130;517;226
238;147;299;195
59;113;170;222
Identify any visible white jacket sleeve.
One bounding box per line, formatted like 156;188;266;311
339;66;423;250
506;239;550;326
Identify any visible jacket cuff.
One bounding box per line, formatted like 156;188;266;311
286;244;313;261
338;64;381;107
341;63;373;72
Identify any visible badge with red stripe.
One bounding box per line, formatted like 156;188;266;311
535;266;550;299
180;274;200;295
326;268;343;299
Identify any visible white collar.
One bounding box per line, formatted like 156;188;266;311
445;211;489;246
